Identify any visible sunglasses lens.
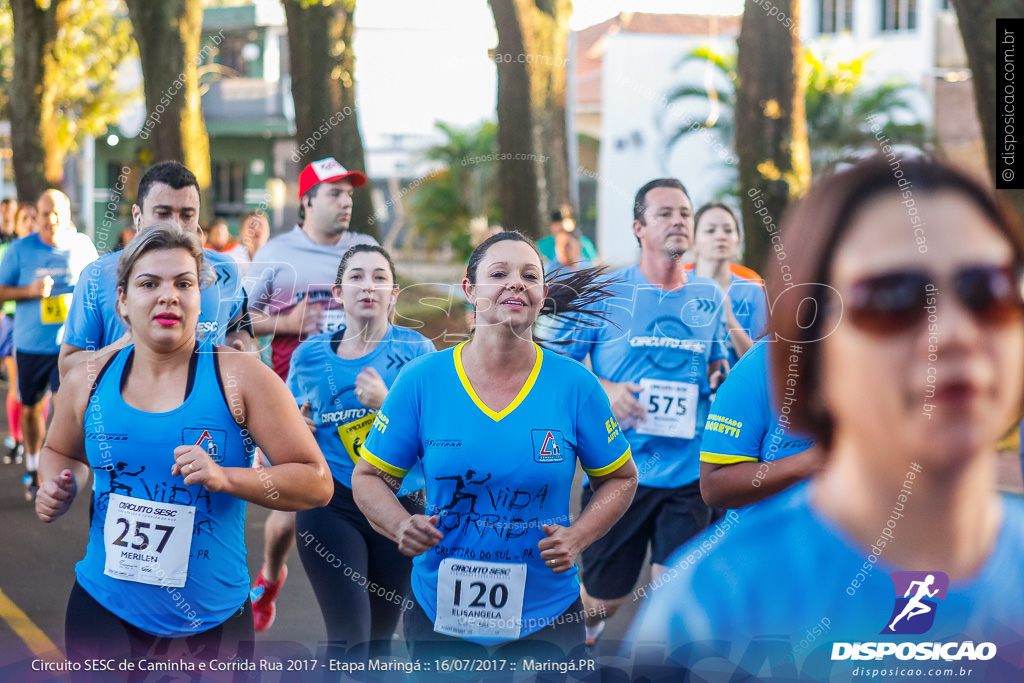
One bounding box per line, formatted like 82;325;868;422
955;266;1024;324
847;272;929;333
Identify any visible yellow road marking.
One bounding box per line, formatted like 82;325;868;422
0;586;65;662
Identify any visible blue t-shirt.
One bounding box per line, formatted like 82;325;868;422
626;484;1024;682
0;232;97;353
76;345;256;637
700;338;814;466
287;326;435;493
63;248;245;351
550;265;728;488
363;343;631;644
724;273;769;367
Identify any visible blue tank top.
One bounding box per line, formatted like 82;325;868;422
76;345;255;637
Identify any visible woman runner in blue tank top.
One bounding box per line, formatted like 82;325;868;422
288;244;435;662
35;224;331;677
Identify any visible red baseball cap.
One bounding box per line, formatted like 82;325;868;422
298;157;367;199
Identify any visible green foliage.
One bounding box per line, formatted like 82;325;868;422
663;46;931;179
0;5;12;120
53;0;139;155
410;170;469;252
410;120;501;260
0;0;138;155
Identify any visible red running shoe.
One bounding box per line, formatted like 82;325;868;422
250;565;287;632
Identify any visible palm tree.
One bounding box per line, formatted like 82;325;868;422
660;47;931;180
409;120;501;258
803;51;928;173
655;46;737;176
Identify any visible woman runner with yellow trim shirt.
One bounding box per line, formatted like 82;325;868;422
352;231;637;660
34;224;331;676
287;245;434;662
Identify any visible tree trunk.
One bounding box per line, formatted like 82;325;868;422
951;0;1024;218
10;0;65;200
125;0;211;203
283;0;375;239
489;0;572;239
526;0;572;223
735;0;810;279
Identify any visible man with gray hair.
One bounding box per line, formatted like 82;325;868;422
0;189;97;501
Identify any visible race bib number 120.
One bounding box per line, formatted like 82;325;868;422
434;559;527;640
103;493;195;588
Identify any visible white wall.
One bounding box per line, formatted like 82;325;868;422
801;0;938;122
598;32;737;267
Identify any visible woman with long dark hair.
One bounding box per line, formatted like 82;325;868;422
353;231;638;660
289;244;435;661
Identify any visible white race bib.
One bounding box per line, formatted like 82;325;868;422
103;493;195;588
434;559;527;640
636;378;699;440
320;307;346;334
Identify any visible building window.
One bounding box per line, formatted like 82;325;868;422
819;0;853;34
210;32;259;78
881;0;918;31
211;161;247;214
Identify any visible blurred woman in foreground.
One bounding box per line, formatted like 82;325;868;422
629;158;1024;682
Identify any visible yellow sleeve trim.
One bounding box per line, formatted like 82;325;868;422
583;447;633;477
700;451;759;465
360;447;410;479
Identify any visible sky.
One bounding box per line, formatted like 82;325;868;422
352;1;746;148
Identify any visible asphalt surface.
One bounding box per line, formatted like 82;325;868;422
0;417;646;683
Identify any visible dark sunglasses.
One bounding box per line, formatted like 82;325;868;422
843;264;1024;334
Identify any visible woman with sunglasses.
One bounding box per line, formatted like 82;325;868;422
628;158;1024;681
287;244;434;662
352;231;637;661
34;224;331;673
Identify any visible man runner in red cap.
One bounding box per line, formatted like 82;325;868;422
246;157;376;631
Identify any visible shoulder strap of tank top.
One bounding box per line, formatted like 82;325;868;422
88;346;129;403
211;348;245;427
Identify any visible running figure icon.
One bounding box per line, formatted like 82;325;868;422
887;574;939;632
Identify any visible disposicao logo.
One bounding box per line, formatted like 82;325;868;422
831;571;997;662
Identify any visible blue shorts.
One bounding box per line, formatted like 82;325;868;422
0;315;14;358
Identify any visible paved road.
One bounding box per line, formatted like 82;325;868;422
0;432;645;682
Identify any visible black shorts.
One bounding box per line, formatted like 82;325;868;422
64;581;253;682
403;595;585;663
15;350;59;406
579;480;712;600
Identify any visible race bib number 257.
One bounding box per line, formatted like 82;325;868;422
103;493;195;588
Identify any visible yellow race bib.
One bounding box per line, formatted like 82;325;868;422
40;294;70;324
337;413;376;463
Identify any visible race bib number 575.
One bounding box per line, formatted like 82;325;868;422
636;378;699;440
103;493;195;588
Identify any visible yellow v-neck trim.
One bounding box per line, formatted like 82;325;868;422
454;341;542;422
